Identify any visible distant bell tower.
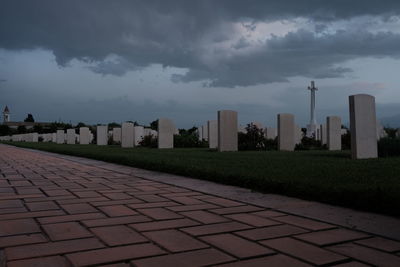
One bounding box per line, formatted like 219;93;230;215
306;81;318;137
3;106;10;123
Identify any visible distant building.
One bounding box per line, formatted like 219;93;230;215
3;106;10;123
2;106;51;129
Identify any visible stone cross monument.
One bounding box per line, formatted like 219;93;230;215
306;81;318;137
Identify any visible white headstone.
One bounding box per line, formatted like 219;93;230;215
144;128;152;137
320;124;327;145
202;124;209;141
97;125;108;146
79;127;90;145
66;129;76;144
113;127;121;143
198;126;203;141
134;126;144;146
208;120;218;149
376;121;387;140
32;132;38;142
315;125;321;141
278;113;295;151
158;118;175;149
295;125;302;145
327;116;342;151
56;130;65;144
349;94;378;159
265;127;277;140
151;129;158;137
218;110;238;152
52;133;57;143
121;122;134;148
89;132;94;143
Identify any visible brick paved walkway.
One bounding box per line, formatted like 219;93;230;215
1;145;400;266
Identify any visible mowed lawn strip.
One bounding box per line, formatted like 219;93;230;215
3;142;400;217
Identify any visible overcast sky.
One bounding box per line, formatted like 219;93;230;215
1;0;400;128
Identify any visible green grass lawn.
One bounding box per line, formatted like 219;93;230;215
3;141;400;217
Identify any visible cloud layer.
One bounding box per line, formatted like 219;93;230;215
2;0;400;88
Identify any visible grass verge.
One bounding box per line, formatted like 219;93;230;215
2;142;400;217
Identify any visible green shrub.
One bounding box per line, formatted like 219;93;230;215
295;136;322;150
139;135;157;148
174;129;207;148
263;137;278;150
378;138;400;157
238;124;265;151
342;132;351;150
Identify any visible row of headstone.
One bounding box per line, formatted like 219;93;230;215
0;94;385;159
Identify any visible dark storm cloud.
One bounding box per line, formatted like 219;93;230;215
174;29;400;87
1;0;400;87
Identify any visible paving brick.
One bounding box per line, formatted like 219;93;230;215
44;189;72;196
43;222;93;241
273;215;335;230
16;187;42;194
7;255;70;267
166;196;205;205
225;213;281;227
130;218;199;232
333;262;371;267
102;192;132;200
0;194;44;201
9;180;31;186
0;207;27;215
83;215;151;227
0;199;23;209
5;238;104;260
57;197;108;204
132;248;234;267
295;228;370;246
66;243;166;266
180;210;229;224
355;237;400;252
261;237;347;265
127;201;177;209
135;194;168;202
144;229;208;252
91;198;144;206
216;254;312;267
91;225;148;246
251;210;287;218
61;203;98;214
38;212;107;224
201;233;274;259
0;218;40;236
137;208;183;220
24;195;76;203
73;191;102;198
100;263;130;267
0;233;47;248
99;205;138;217
328;243;400;267
210;205;263;215
167;203;219;212
236;224;307;241
135;185;160;192
202;197;243;207
26;201;59;211
181;221;251;236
